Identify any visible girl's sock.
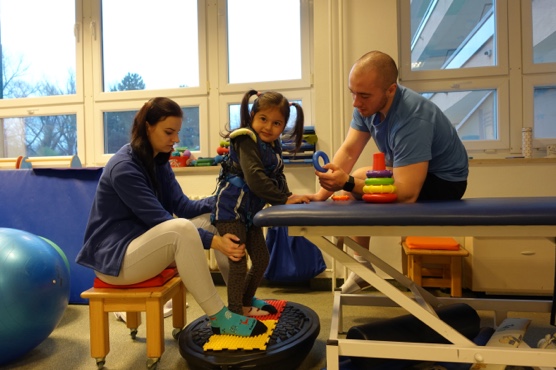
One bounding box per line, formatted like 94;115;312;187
251;297;278;314
209;307;267;337
243;306;270;317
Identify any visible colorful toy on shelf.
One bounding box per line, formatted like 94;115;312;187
216;140;230;155
362;152;397;203
193;157;216;166
283;126;318;165
214;140;230;164
170;147;191;168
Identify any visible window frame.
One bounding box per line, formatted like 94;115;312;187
398;0;555;157
89;0;209;103
0;0;84;110
1;0;312;166
521;0;556;74
398;0;509;81
402;77;510;152
218;90;314;133
0;103;85;160
522;73;556;148
216;0;312;94
91;97;208;165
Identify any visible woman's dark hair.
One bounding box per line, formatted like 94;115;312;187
223;89;305;152
130;97;183;189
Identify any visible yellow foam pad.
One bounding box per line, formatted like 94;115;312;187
203;320;278;351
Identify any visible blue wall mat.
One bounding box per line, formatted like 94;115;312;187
0;168;103;304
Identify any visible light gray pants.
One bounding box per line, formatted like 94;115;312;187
95;216;223;316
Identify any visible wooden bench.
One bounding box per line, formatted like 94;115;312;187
80;271;186;369
402;237;469;297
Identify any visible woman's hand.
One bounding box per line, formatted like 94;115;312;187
211;233;246;262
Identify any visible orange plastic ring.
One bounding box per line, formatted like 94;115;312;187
331;195;350;201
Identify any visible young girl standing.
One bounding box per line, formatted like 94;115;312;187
212;90;310;316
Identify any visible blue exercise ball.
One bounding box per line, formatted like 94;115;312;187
0;228;70;365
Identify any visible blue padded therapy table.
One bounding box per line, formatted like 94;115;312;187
253;197;556;369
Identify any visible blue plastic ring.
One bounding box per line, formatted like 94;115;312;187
313;151;329;172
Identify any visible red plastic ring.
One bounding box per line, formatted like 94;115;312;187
362;193;397;203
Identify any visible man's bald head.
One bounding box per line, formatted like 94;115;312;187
351;51;398;89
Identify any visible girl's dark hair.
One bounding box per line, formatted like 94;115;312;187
130;97;183;189
224;89;305;152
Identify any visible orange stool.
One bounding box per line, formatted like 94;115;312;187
80;268;186;369
402;236;469;297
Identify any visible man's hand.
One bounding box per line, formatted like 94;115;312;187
211;233;246;262
315;163;350;192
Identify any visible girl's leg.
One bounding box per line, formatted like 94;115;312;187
212;228;273;314
96;218;266;337
242;226;276;315
214;220;247;315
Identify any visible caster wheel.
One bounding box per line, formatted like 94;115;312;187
95;358;106;369
172;328;183;340
146;358;159;369
130;328;138;340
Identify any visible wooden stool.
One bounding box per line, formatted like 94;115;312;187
80;270;186;369
402;237;469;297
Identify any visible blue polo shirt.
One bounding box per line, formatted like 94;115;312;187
351;84;468;182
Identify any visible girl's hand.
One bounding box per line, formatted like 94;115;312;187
211;233;246;262
286;194;311;204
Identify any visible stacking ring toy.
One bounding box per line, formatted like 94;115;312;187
365;177;394;186
363;184;397;194
362;193;398;203
366;169;393;178
313;151;329;172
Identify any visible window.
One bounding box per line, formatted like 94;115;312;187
522;0;556;145
0;0;76;99
529;0;556;65
0;0;313;166
103;106;200;154
217;0;311;94
0;0;80;159
2;114;77;157
226;0;302;84
408;0;496;72
228;100;303;131
100;0;199;92
399;0;556;156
